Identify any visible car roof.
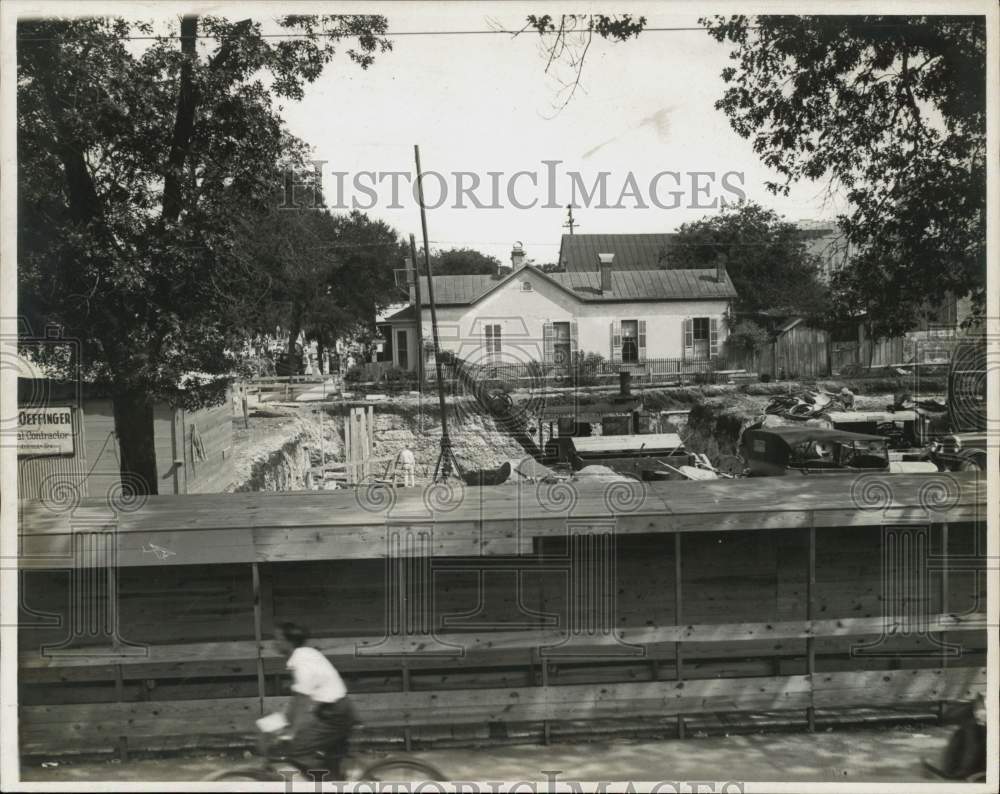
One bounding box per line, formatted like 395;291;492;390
745;426;885;444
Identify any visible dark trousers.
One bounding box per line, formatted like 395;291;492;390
274;694;358;778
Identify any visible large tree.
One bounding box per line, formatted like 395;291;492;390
525;14;987;336
665;201;828;318
18;15;391;492
702;15;987;338
235;201;403;363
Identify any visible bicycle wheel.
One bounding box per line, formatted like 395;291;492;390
360;757;446;782
203;765;285;782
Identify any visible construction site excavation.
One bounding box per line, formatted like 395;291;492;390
16;350;989;761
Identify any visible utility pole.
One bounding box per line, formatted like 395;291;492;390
414;145;461;482
563;204;579;235
408;234;425;394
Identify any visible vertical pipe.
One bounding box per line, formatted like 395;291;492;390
806;524;817;732
252;563;266;715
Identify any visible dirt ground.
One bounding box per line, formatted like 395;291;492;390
229;380;946;492
230;398;528;491
18;725;957;783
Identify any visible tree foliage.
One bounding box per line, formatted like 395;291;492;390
665;202;828;318
17;14;391;489
418;247;502;276
701;15;986;337
236;199;404;358
520;14;646;109
723;319;771;358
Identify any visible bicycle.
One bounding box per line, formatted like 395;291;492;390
203;730;445;783
204;746;445;783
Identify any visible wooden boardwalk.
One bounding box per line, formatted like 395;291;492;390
18;472;985;567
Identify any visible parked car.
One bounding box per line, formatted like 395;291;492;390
927;335;988;472
928;432;987;472
740;426;890;476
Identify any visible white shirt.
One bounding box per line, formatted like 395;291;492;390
286;646;347;703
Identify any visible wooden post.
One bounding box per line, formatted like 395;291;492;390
401;660;412;751
806;523;817;732
939;522;949;721
171;408;185;495
540;649;551;746
674;532;685;739
113;663;128;760
366;405;375;479
108;561;129;761
252;563;266;714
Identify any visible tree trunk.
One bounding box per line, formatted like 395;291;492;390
112;388;159;495
287;303;303;355
316;338;326;374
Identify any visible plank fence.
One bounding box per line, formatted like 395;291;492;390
17;473;988;756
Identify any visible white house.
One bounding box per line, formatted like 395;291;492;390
382;240;737;373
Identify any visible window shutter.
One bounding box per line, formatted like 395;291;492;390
638;320;647;362
542;321;554;364
494;324;501;354
709;317;719;358
569;321;579;359
683;318;693;361
610;320;622;362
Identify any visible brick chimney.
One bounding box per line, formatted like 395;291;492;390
405;256;417;304
510;241;526;272
598;253;615;294
715;252;728;283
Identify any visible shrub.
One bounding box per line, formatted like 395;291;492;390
723;320;771;358
344;365;364;382
571;351;605;387
526;360;551;381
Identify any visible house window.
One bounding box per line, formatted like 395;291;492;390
683;317;719;360
553;321;571;368
484;324;501;359
621;320;639;363
521;281;533;292
375;323;393;362
544;320;577;367
610;320;647;363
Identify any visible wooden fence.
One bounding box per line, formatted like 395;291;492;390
17;473;987;756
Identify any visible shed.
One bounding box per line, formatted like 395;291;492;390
16;372;234;500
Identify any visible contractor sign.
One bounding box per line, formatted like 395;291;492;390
17;407;75;457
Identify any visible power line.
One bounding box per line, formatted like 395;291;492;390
15;26;720;43
16;18;979;43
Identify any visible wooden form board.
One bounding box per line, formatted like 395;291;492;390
572;433;684;453
21;510;984;752
18;472;986;566
21;612;986;673
21;666;987;754
344;405;375;484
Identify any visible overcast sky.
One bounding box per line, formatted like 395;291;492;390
276;7;850;265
